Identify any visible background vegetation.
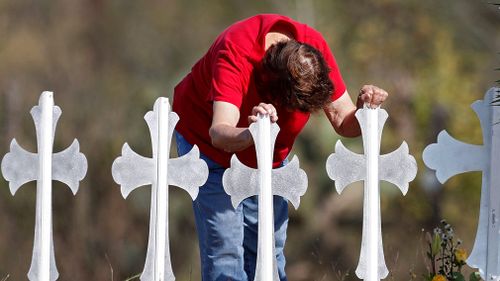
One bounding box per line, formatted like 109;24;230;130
0;0;499;280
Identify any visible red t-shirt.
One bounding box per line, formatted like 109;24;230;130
173;14;346;168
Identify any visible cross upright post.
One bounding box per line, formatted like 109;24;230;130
326;106;417;281
256;114;274;278
222;114;308;281
112;97;208;281
423;88;500;281
1;91;88;281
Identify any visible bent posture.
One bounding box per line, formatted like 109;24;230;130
173;14;388;281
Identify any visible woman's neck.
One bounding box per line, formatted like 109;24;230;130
264;30;293;51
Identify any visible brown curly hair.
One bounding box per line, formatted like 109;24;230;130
255;39;334;112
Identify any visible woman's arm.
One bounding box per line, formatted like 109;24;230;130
324;85;389;137
209;101;278;152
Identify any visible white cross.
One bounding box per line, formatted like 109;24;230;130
1;91;88;281
326;106;417;281
423;88;500;281
111;97;208;281
223;114;308;281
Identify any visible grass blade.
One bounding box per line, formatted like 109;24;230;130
124;273;141;281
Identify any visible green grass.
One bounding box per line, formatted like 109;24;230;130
123;273;140;281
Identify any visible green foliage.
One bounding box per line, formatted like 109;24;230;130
469;272;482;281
423;220;481;281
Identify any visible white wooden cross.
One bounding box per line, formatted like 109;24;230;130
222;114;308;281
1;91;88;281
326;106;417;281
111;97;208;281
423;88;500;281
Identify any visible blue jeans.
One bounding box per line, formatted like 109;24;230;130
175;132;289;281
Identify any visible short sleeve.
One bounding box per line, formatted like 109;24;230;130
319;38;346;102
208;42;250;108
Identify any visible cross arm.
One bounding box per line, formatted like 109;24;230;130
379;141;417;195
326;140;366;194
271;155;307;209
52;139;87;195
222;155;259;209
168;145;209;200
111;143;155;198
1;139;38;195
423;130;487;183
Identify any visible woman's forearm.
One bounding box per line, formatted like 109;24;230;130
209;123;253;152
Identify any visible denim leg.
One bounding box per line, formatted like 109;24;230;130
243;158;290;281
274;196;289;281
175;132;247;281
193;171;247;280
242;196;289;281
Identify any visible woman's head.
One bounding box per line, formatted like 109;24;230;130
256;39;334;112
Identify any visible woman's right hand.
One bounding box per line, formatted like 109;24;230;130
248;103;278;124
